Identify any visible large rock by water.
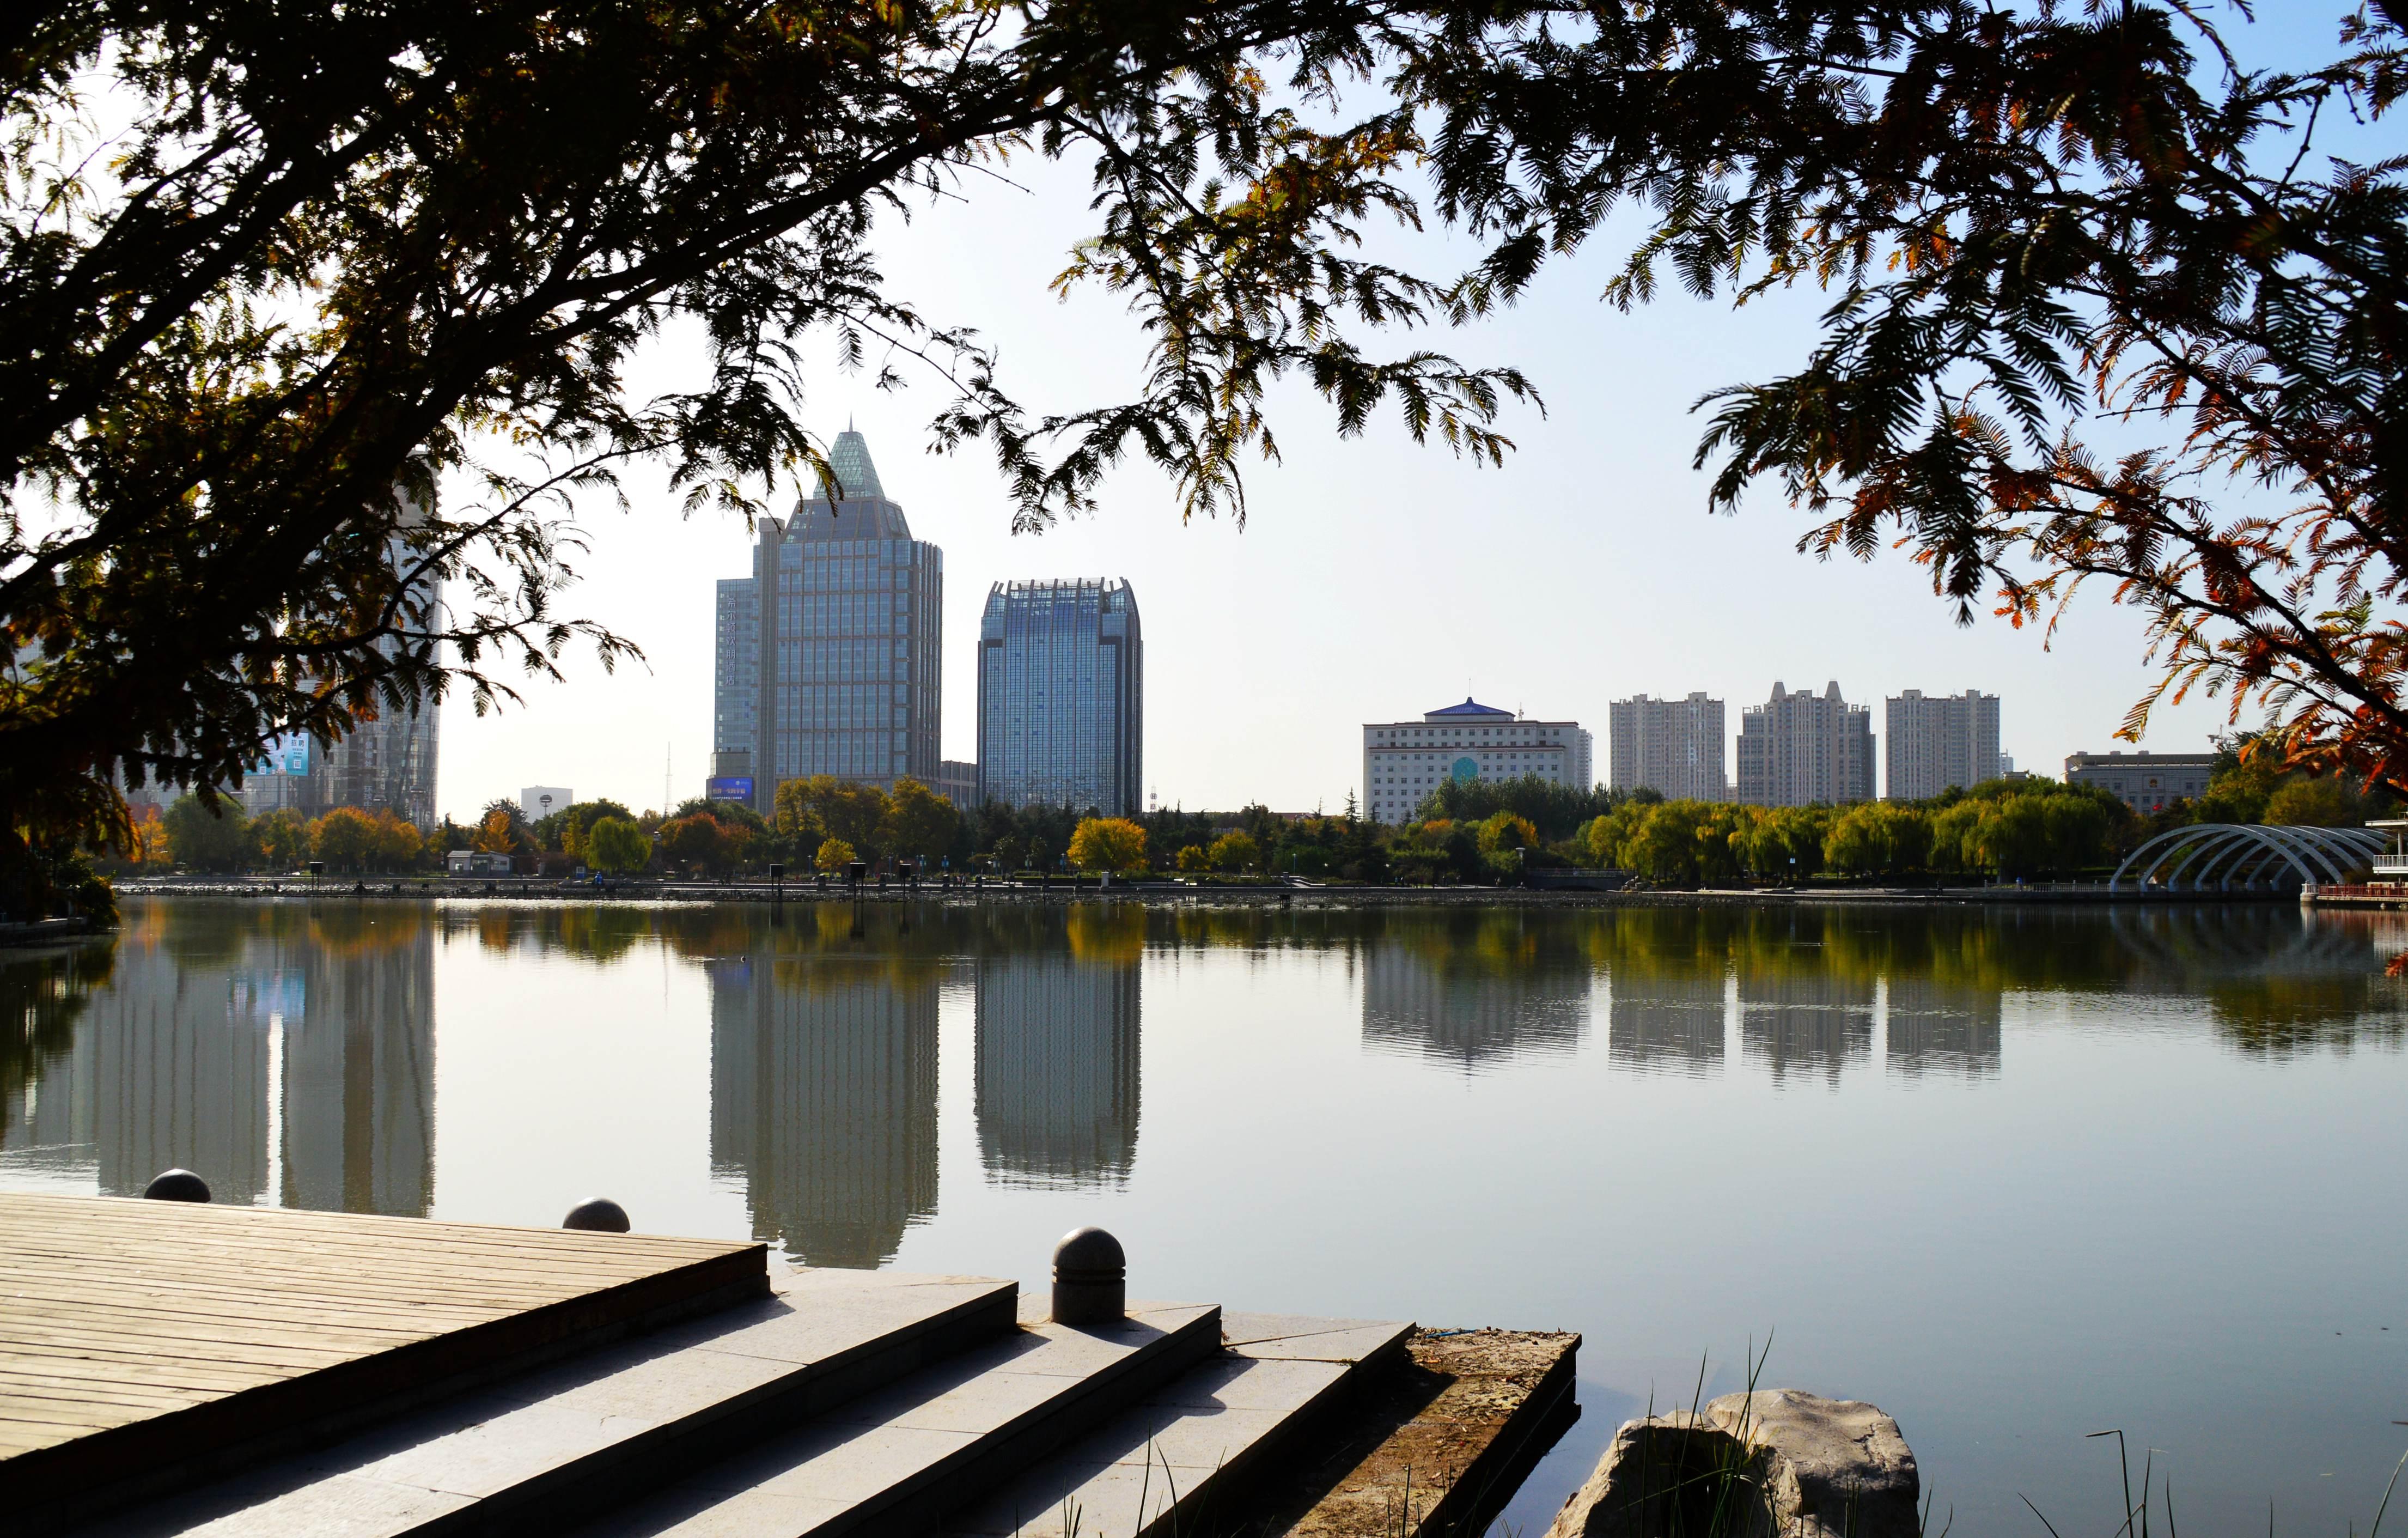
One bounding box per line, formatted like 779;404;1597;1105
1545;1388;1918;1538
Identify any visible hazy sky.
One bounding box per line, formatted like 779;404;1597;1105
432;9;2364;821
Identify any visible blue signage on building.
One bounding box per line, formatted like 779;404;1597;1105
253;732;312;777
706;776;755;804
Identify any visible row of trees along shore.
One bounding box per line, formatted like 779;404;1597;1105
113;741;2397;887
2;4;2399;924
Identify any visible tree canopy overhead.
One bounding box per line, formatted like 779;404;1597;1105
1;0;2402;914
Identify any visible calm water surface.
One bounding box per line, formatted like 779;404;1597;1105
5;896;2405;1534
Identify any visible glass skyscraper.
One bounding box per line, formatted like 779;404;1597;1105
714;430;943;813
237;488;440;828
976;579;1142;815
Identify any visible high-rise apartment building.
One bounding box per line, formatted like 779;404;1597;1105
1361;700;1592;825
712;430;943;816
1610;693;1728;802
976;579;1143;815
238;490;441;828
1884;689;2002;801
1735;682;1875;807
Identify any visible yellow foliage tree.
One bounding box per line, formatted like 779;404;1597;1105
371;811;424;872
814;837;859;873
1174;844;1211;873
252;807;310;867
882;777;959;859
777;775;889;859
1208;831;1258;872
472;805;523;854
312;807;380;872
584;816;651;874
1068;817;1147;873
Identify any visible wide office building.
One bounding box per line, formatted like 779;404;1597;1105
1610;693;1728;802
934;760;979;809
1884;689;2002;801
976;579;1143;816
1362;699;1592;825
2065;750;2215;813
712;430;944;816
1735;682;1875;807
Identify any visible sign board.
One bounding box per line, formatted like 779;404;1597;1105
706;776;755;804
252;732;312;778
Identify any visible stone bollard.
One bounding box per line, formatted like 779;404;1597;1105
143;1169;211;1202
1050;1226;1126;1326
562;1197;632;1233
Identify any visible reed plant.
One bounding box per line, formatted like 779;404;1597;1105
2020;1428;2408;1538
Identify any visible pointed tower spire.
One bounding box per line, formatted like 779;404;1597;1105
819;427;885;502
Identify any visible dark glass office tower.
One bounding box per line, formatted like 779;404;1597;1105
975;579;1142;815
714;430;943;814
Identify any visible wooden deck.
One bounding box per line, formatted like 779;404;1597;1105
0;1193;764;1528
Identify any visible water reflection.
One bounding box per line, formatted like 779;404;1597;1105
1607;976;1727;1078
705;914;940;1268
1361;911;1594;1071
1737;949;1873;1087
0;903;432;1212
6;898;2403;1236
974;908;1141;1190
1885;980;2003;1079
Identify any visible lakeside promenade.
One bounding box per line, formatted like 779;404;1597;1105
100;876;2292;909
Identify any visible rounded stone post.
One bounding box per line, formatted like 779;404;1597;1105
1051;1226;1125;1326
143;1169;211;1202
562;1197;631;1233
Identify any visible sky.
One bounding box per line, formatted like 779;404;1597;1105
431;8;2366;822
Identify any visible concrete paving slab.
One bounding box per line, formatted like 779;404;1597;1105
943;1312;1406;1538
1222;1314;1416;1364
163;1473;475;1538
1149;1355;1349;1412
589;1488;853;1538
582;1305;1224;1537
76;1269;1019;1538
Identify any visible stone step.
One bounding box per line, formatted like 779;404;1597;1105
941;1313;1414;1537
574;1300;1226;1537
75;1268;1021;1538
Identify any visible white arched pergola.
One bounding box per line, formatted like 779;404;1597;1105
2109;823;2386;893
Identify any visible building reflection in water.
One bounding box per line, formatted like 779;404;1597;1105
708;954;938;1269
1737;957;1873;1088
278;910;435;1215
1606;974;1728;1077
1360;914;1593;1072
0;903;432;1214
1883;978;2003;1079
973;952;1140;1190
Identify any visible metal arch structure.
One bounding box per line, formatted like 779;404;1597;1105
2110;823;2386;892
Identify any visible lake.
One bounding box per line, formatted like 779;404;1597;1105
4;896;2404;1534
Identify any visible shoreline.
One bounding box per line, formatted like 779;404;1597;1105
100;878;2294;910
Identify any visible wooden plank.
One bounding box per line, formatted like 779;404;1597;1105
0;1231;731;1281
0;1191;766;1531
0;1208;742;1262
0;1281;526;1332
